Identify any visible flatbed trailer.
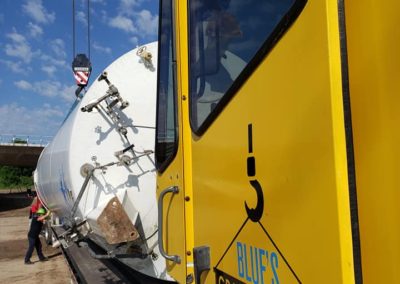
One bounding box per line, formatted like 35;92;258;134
55;227;170;284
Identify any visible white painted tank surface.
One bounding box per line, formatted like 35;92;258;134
35;42;172;280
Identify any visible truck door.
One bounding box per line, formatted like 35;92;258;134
186;0;361;283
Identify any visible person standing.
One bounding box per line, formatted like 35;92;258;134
29;193;41;217
24;207;49;264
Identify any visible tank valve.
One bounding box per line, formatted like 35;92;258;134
81;71;130;115
80;163;95;177
119;127;128;136
136;45;154;70
115;144;135;166
118;155;132;166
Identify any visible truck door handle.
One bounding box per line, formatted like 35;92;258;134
158;186;181;264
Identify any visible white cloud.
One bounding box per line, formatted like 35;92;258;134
92;42;112;54
14;80;33;90
119;0;142;15
59;85;78;102
5;29;33;63
129;36;138;46
40;54;69;69
108;9;158;37
0;59;31;74
41;65;57;77
13;80;76;103
22;0;55;24
100;10;108;23
6;30;25;43
76;11;87;26
28;22;43;37
0;103;65;136
34;81;59;97
136;10;158;36
33;81;75;103
41;107;65;118
35;50;69;76
50;39;67;58
109;15;136;33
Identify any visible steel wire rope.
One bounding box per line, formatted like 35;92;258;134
72;0;91;60
72;0;75;58
87;0;90;60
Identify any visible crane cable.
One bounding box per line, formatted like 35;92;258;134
72;0;91;60
72;0;75;58
72;0;92;96
87;0;90;60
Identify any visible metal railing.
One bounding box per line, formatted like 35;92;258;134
0;134;53;147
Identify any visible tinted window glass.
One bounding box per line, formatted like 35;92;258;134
189;0;298;132
155;0;177;171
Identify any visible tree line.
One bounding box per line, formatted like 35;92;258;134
0;166;34;189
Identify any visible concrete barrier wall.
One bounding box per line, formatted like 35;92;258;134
0;145;44;167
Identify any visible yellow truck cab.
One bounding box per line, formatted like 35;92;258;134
154;0;400;283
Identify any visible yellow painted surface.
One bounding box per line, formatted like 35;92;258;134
157;0;369;283
345;1;400;283
177;0;195;280
325;0;356;282
155;2;188;282
156;160;187;281
187;1;356;283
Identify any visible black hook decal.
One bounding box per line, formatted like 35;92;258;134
245;180;264;222
244;124;264;222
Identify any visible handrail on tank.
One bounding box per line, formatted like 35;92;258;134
70;150;155;222
0;134;53;146
69;168;95;220
69;160;118;221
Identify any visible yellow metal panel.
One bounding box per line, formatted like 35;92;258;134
325;0;357;282
156;155;187;282
189;0;357;283
177;0;195;280
346;1;400;283
155;1;188;282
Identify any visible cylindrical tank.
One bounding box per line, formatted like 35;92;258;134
35;42;171;280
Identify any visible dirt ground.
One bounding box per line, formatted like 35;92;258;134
0;193;74;284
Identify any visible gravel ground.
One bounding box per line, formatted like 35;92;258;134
0;193;74;284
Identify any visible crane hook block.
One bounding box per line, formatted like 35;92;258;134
72;54;92;87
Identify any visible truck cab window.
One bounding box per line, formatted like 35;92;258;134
189;0;300;134
155;0;178;172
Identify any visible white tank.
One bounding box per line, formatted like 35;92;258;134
34;42;171;280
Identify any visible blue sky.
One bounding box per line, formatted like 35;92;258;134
0;0;158;138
